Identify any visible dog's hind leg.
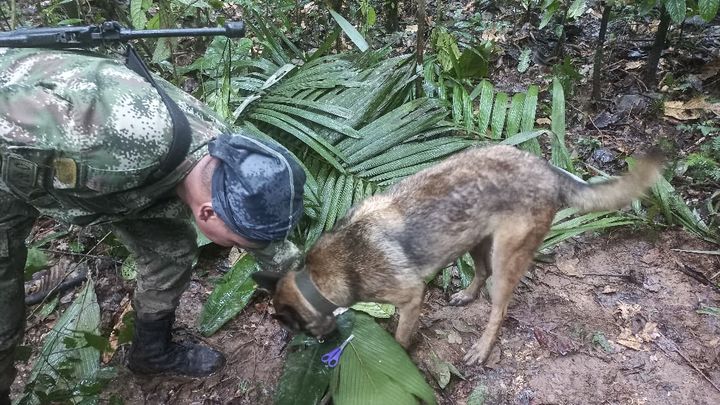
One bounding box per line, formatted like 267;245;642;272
449;236;493;306
394;283;426;349
464;221;548;365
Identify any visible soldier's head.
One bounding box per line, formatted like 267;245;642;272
190;134;305;249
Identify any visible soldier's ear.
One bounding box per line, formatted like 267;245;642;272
252;271;283;293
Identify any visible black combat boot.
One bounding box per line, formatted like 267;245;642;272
127;312;225;377
0;390;10;405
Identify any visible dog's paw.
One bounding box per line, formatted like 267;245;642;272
449;291;476;306
464;342;491;365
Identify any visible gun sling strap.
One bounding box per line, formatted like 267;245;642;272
125;45;192;182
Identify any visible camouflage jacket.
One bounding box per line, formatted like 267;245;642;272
0;47;228;224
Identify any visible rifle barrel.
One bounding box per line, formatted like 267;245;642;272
0;21;245;48
120;22;245;39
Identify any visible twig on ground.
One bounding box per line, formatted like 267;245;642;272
41;248;123;262
672;259;720;294
671;248;720;256
655;334;720;395
583;272;630;278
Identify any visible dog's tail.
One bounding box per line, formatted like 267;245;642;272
556;153;664;213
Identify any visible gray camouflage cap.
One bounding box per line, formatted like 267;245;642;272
208;134;305;242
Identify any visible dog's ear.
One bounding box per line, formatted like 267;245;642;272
251;271;283;293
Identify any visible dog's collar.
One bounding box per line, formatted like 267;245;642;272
294;270;338;315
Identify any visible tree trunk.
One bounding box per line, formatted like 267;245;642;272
591;2;612;102
415;0;426;95
385;0;399;32
332;0;344;52
644;6;671;87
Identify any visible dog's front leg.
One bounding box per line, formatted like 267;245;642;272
394;286;425;349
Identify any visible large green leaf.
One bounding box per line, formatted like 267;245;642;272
198;254;261;336
276;313;436;404
455;46;490;79
452;84;463;126
490;92;508;140
505;93;525;139
248;110;347;171
22;280;101;403
476;80;494;137
520;85;541;154
540;0;560;29
647;172;717;243
275;335;336;405
130;0;147;29
351;302;396;318
24;247;48;280
457;253;475;289
699;0;720;21
462;88;475;132
332;312;436;405
664;0;687;24
350;138;475;177
245;10;292;66
542;209;638;250
568;0;587;18
329;9;370;52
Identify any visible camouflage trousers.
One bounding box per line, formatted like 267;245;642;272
0;190;199;393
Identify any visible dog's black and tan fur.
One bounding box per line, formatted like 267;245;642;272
253;145;662;365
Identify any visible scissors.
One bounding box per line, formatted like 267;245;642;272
321;334;355;368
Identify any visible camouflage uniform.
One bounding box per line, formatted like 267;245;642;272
0;48;300;392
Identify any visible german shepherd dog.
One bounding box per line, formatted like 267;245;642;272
253;145;662;365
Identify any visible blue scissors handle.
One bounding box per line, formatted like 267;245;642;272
321;348;342;367
321;334;355;368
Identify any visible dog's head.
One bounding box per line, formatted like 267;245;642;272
252;270;337;339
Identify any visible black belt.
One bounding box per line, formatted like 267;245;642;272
124;45;191;182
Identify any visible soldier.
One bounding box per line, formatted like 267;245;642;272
0;47;305;403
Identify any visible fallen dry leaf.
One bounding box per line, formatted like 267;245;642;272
664;97;720;121
640;249;660;264
664;101;701;121
615;322;659;351
451;319;475;333
481;28;505;42
616;335;644;351
625;61;643;70
536;117;552;126
533;327;579;356
638;321;660;342
613;302;659;352
615;303;642;320
699;58;720;81
602;285;619;294
104;295;132;363
447;330;463;345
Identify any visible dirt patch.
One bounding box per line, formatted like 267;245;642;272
411;229;720;405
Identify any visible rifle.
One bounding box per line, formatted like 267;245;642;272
0;20;245;48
